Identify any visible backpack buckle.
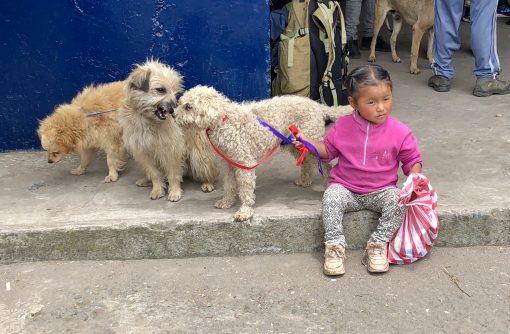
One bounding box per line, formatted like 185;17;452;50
298;28;307;37
323;71;333;81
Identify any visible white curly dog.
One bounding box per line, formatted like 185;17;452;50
173;85;351;221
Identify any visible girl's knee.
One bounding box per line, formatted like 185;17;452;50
382;188;401;205
323;185;350;206
324;184;349;198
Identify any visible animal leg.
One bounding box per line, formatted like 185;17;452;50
368;5;389;62
188;143;218;193
104;148;127;183
133;152;166;200
390;14;403;63
136;176;152;187
294;155;315;187
410;25;426;74
166;160;184;202
427;28;434;64
233;169;256;222
71;148;94;175
215;166;237;209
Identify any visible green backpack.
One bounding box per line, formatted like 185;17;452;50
272;0;348;106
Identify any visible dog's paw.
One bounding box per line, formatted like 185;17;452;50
215;197;235;209
392;56;401;63
294;177;313;188
104;174;118;183
201;182;215;193
410;67;420;75
136;177;152;187
167;189;183;202
70;167;85;175
150;187;166;200
234;206;254;222
368;55;376;62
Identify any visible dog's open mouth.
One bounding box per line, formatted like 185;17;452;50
155;107;168;120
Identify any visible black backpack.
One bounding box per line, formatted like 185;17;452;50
271;0;349;106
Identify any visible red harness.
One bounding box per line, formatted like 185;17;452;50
205;115;282;170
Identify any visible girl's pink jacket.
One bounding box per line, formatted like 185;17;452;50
324;111;422;194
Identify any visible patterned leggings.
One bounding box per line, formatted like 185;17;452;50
322;184;405;247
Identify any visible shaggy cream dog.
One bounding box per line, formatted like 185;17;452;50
37;81;128;182
118;60;218;201
173;85;352;221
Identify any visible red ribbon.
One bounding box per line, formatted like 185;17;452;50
289;125;309;167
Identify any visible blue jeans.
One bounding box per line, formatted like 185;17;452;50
345;0;375;41
432;0;500;79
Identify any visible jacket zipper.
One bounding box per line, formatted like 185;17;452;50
363;123;370;165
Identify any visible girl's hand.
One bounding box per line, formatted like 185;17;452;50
291;131;304;148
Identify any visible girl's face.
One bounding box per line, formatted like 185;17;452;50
348;83;393;125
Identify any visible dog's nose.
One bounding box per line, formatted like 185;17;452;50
48;159;54;163
163;101;176;113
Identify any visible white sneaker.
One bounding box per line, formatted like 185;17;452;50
323;242;346;276
362;241;389;273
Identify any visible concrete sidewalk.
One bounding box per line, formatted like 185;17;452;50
1;247;509;333
0;20;509;263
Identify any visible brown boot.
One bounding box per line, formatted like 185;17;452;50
362;242;389;273
323;242;346;276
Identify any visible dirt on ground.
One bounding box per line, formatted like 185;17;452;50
1;246;509;334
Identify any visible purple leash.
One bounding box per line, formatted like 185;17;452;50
257;119;324;175
86;109;117;117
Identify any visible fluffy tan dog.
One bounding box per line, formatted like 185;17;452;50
118;60;218;201
37;81;128;182
368;0;434;74
173;85;352;221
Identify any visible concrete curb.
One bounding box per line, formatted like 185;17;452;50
1;208;509;263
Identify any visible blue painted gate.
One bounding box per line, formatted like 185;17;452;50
0;0;270;151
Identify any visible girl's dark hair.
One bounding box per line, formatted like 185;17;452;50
345;64;392;99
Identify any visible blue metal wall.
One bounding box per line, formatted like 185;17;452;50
0;0;270;151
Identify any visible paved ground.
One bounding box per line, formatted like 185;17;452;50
1;246;509;334
1;20;509;262
0;15;509;334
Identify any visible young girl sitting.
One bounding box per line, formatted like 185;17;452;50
293;64;422;275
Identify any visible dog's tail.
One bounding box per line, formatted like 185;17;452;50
322;105;353;123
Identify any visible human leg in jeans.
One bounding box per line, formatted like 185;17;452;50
470;0;510;96
345;0;363;58
429;0;463;91
359;0;390;51
429;0;509;95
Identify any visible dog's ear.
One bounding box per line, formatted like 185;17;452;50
129;66;151;92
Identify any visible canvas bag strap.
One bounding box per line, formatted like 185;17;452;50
336;1;346;50
280;0;310;68
313;1;340;106
336;2;349;81
280;28;309;68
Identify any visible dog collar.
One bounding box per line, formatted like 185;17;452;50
207;114;229;132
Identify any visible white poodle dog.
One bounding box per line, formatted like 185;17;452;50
172;85;351;221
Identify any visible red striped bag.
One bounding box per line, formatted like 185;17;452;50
388;173;440;264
